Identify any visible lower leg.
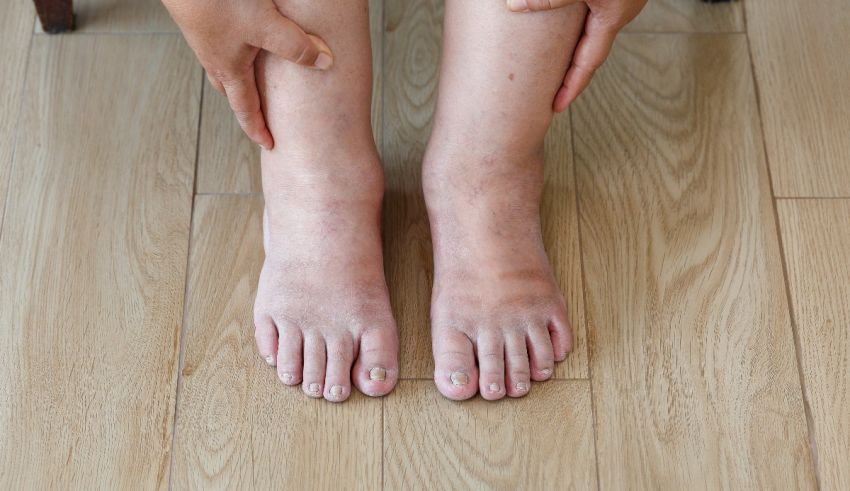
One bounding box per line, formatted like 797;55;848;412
424;0;587;400
253;0;398;402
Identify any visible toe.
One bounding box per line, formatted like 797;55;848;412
432;328;478;400
254;313;278;366
549;307;573;361
504;332;531;397
476;332;506;401
323;334;355;403
527;325;555;381
275;323;303;385
301;334;326;398
352;325;399;397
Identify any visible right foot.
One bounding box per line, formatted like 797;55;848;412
253;147;399;402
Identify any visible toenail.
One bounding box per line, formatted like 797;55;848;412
265;355;275;365
516;382;529;392
488;383;500;393
540;368;553;377
450;371;469;386
369;367;386;381
308;383;321;394
280;372;292;384
329;385;344;398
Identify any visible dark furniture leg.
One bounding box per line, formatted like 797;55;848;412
33;0;74;33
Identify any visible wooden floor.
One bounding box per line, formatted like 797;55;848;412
1;0;847;488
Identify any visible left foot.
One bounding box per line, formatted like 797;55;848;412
423;146;573;401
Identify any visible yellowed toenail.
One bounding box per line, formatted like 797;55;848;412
450;371;469;386
308;383;321;394
265;355;275;365
540;368;553;377
516;382;529;392
369;367;386;381
488;383;500;393
330;385;344;398
280;372;292;384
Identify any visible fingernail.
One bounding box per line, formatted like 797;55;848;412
279;372;293;384
369;367;387;381
516;382;529;392
329;385;344;399
308;383;321;395
488;383;500;393
540;368;553;378
507;0;529;11
264;355;275;365
314;52;333;70
450;371;469;386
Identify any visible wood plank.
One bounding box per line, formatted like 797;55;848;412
625;0;743;33
0;35;198;489
35;0;176;33
172;195;382;489
746;0;850;196
0;0;33;230
778;200;850;489
383;0;588;379
384;380;597;488
573;34;816;488
196;1;385;193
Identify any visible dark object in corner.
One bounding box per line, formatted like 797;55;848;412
33;0;75;34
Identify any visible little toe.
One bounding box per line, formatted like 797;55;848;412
504;332;531;397
254;313;278;366
275;323;303;385
352;326;399;397
548;308;573;361
432;328;479;400
323;334;355;403
476;332;506;401
301;333;326;398
527;325;555;381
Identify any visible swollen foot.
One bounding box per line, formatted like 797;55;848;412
253;148;398;402
423;147;573;401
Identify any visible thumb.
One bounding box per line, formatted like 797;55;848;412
253;14;333;70
506;0;580;12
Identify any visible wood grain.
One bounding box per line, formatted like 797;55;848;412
384;380;597;489
35;0;176;33
0;35;198;489
625;0;743;33
0;0;33;230
172;195;382;490
746;0;850;196
778;200;850;489
573;33;816;488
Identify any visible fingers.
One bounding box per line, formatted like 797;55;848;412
220;67;274;150
506;0;580;12
252;14;333;70
553;15;618;112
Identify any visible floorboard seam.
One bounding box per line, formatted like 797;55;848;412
166;69;206;491
742;7;822;488
568;107;602;491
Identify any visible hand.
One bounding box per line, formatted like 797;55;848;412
507;0;646;111
162;0;333;149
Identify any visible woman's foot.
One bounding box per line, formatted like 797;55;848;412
423;0;587;400
252;0;397;402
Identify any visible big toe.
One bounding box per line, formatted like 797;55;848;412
432;328;478;400
352;325;399;397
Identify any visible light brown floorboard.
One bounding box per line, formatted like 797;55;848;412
625;0;743;33
0;35;198;489
573;33;816;488
384;380;597;489
171;195;381;490
0;0;33;230
35;0;176;33
383;0;588;380
746;0;850;197
778;200;850;489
